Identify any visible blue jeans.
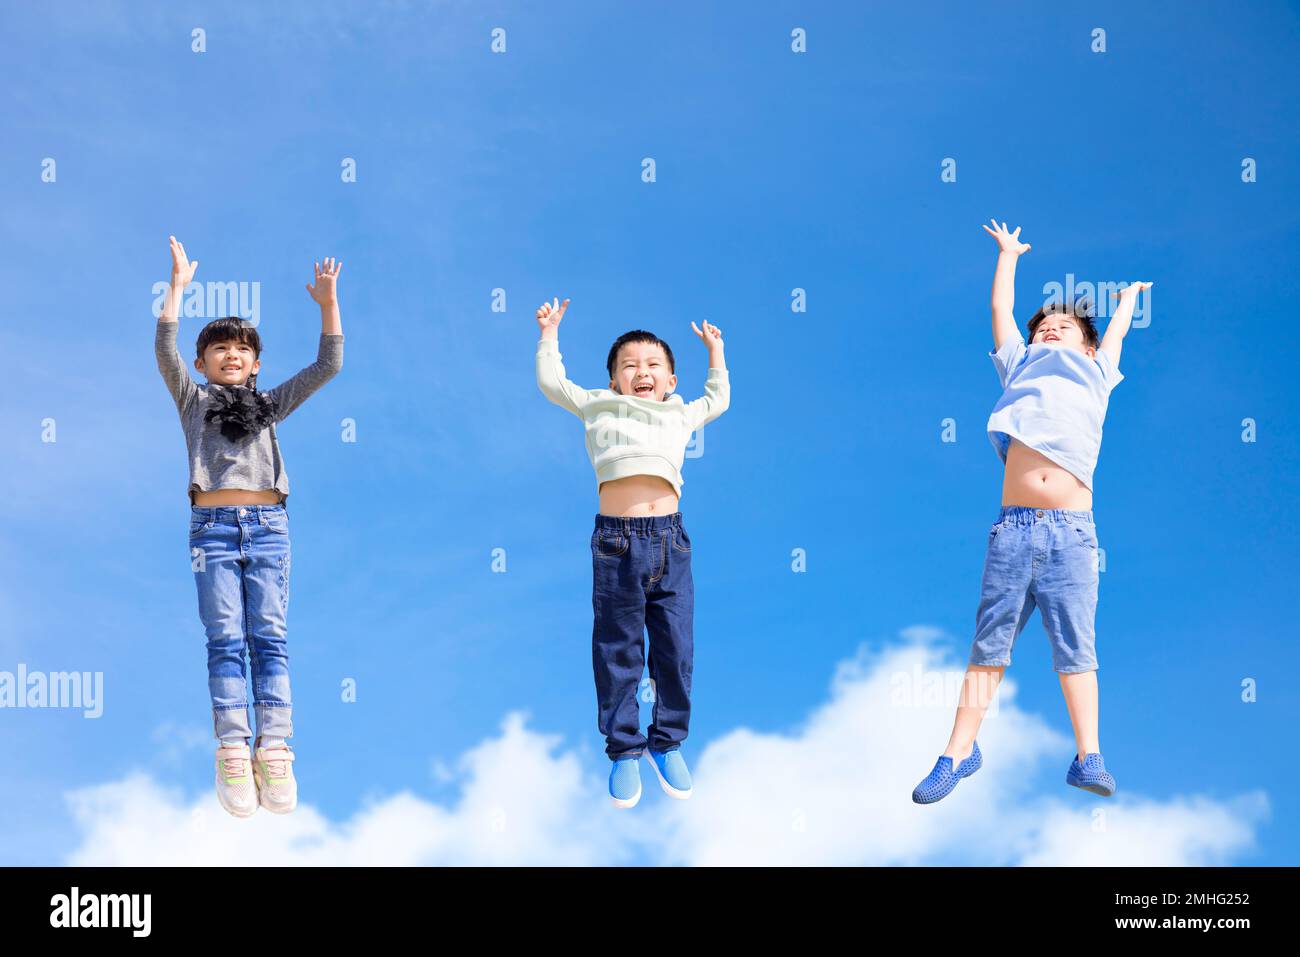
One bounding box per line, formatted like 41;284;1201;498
968;506;1100;674
591;512;694;760
189;504;293;742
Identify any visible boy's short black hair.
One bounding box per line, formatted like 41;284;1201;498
606;330;675;378
196;317;264;389
1027;298;1100;350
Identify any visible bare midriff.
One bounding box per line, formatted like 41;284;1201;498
598;475;680;517
192;488;283;507
1001;438;1092;511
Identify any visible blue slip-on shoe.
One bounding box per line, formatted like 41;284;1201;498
646;748;693;799
608;755;643;809
911;740;983;805
1066;752;1116;797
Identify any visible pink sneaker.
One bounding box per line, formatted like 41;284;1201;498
215;742;258;818
252;741;298;814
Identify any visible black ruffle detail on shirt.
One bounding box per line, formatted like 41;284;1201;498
204;385;279;441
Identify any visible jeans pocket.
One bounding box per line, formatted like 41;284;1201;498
671;525;692;553
592;530;628;558
1072;524;1098;550
265;516;289;535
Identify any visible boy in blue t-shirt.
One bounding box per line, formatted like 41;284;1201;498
912;219;1150;805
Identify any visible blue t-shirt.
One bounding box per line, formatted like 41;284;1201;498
986;329;1123;491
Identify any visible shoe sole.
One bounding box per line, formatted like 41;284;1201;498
646;752;693;800
1068;777;1116;797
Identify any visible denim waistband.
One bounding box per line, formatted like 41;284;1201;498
998;505;1093;526
191;505;286;521
594;511;683;533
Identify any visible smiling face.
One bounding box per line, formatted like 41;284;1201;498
197;338;261;387
609;340;677;401
1029;315;1095;357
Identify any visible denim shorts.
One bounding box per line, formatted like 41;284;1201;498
967;506;1100;674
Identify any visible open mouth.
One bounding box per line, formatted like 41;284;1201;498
633;383;654;396
222;365;241;372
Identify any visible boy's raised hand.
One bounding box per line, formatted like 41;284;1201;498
983;219;1031;256
691;320;724;349
168;235;198;287
536;297;570;336
306;257;343;304
1100;282;1151;363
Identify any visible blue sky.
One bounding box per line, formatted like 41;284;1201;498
1;0;1297;865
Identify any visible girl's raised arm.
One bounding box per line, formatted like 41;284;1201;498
264;258;346;422
155;235;200;414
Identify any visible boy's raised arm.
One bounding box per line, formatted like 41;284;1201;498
535;296;592;416
685;320;729;430
155;235;201;414
983;219;1031;351
266;258;345;422
1099;281;1151;367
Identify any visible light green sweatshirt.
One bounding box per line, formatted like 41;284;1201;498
535;337;730;496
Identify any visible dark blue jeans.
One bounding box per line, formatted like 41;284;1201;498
591;512;694;760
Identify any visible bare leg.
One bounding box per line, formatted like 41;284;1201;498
943;665;1005;763
1058;670;1100;761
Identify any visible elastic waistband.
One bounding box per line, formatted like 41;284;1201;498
191;505;286;521
998;505;1093;526
594;511;683;533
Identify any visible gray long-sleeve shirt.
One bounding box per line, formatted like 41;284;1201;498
155;319;344;504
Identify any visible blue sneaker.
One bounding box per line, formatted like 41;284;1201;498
646;748;693;799
1066;752;1116;797
911;741;983;804
608;756;642;808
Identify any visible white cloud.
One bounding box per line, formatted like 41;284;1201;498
66;712;628;867
1010;794;1270;867
62;633;1269;866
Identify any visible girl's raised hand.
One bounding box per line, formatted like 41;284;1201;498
982;219;1031;255
1113;280;1153;300
306;257;343;304
536;296;570;333
168;235;199;287
691;320;724;348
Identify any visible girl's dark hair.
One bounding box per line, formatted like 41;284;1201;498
1027;298;1100;350
195;317;264;390
606;330;675;378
